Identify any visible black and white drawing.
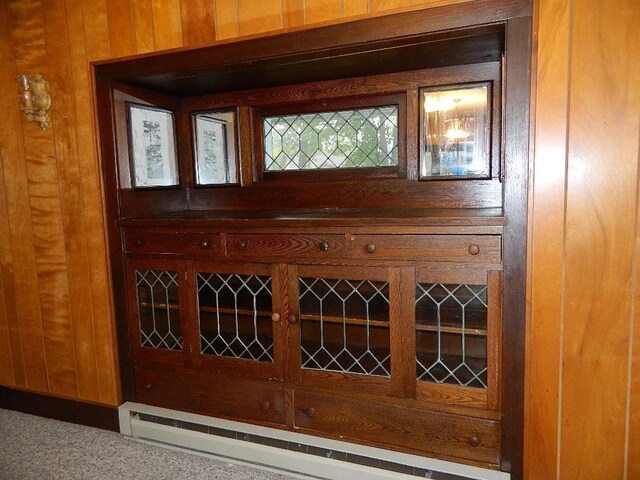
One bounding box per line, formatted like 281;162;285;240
128;104;178;188
194;111;237;185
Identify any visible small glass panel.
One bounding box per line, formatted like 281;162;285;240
415;283;487;388
420;85;490;179
197;272;273;362
263;106;398;171
127;104;179;188
135;269;182;350
299;277;390;377
193;110;238;185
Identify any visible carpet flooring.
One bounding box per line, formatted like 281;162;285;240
0;408;295;479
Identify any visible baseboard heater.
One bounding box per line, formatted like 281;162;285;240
119;402;510;480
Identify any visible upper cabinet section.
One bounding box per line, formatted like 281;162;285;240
94;0;532;219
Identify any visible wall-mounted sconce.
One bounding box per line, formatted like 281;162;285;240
17;74;52;131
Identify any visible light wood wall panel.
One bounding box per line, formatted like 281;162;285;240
1;1;639;479
527;0;640;479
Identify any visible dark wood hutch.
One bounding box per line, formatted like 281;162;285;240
94;1;531;477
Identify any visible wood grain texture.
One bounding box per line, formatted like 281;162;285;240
106;0;137;57
630;159;640;478
343;0;368;16
371;0;409;12
132;0;156;53
238;0;281;35
559;0;639;478
151;0;183;50
180;0;216;46
524;0;569;478
214;0;238;39
304;0;342;24
282;0;304;28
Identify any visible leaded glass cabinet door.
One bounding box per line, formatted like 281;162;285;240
191;262;284;380
126;258;189;367
288;265;403;396
411;268;501;410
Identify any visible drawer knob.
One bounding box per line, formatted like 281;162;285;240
468;244;480;255
237;241;247;250
366;243;377;254
199;240;211;249
319;241;329;252
271;313;281;322
287;314;297;324
469;436;481;447
134;239;144;247
305;407;316;418
261;400;271;411
144;383;152;391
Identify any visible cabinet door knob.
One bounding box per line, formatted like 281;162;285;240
468;244;480;255
305;407;316;418
134;239;144;247
366;243;376;254
469;436;481;447
199;240;211;249
319;241;329;251
271;313;281;322
144;383;152;391
237;241;247;250
261;400;271;411
287;314;297;324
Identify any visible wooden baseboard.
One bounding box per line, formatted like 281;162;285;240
0;386;119;432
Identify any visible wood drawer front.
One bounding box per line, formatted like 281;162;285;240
135;368;287;426
350;234;501;263
294;390;500;465
226;234;347;260
124;229;222;256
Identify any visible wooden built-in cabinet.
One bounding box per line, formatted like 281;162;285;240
95;1;530;476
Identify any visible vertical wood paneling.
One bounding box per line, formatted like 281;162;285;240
560;0;639;477
214;0;238;39
282;0;304;27
524;0;570;478
371;0;409;12
132;0;156;53
343;0;368;16
81;0;112;61
9;0;78;398
630;150;640;479
181;0;216;46
304;0;342;24
106;0;136;57
67;0;121;404
238;0;282;36
151;0;183;50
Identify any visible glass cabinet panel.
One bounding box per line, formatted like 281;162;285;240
197;272;274;362
299;277;390;377
415;282;488;388
135;269;182;351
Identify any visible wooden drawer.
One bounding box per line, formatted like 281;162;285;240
293;390;500;465
226;234;347;260
350;234;501;263
135;367;287;427
124;228;222;256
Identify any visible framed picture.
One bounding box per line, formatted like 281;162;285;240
127;103;179;188
193;110;238;185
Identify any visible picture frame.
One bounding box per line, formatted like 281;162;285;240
193;110;238;186
127;103;179;188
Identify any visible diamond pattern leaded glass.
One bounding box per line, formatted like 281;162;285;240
197;272;273;362
135;269;182;351
263;106;398;171
299;277;390;377
415;283;488;388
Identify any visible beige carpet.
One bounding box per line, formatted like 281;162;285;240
0;408;296;479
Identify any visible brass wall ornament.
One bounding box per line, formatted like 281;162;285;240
17;74;52;131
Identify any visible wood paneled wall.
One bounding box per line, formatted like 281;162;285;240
0;0;638;478
526;0;640;479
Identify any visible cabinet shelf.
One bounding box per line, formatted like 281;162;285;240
300;314;389;328
415;324;487;336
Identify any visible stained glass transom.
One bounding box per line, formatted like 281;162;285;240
299;277;390;377
197;272;273;363
415;283;488;388
135;269;182;351
263;106;398;171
